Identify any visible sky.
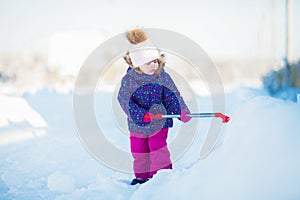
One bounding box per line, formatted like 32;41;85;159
0;0;299;62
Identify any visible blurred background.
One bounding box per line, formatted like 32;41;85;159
0;0;299;95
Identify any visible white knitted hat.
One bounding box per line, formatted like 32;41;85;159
126;29;159;67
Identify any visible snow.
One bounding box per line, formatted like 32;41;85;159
47;171;75;193
1;87;300;199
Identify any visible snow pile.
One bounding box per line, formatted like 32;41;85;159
0;94;47;146
0;94;47;128
131;95;300;200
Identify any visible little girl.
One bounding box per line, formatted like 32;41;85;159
118;28;191;185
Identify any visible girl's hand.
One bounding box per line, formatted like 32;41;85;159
143;112;154;122
180;110;191;123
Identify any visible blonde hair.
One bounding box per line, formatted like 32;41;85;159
123;50;166;76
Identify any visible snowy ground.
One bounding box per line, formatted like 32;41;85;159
1;87;300;200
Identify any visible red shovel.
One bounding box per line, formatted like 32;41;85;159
149;112;230;123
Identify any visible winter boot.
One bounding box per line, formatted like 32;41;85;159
130;178;149;185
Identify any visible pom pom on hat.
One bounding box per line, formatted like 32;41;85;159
126;28;159;67
126;29;147;45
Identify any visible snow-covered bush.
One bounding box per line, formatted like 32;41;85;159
263;60;300;101
262;69;284;95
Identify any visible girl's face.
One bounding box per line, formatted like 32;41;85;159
138;59;159;75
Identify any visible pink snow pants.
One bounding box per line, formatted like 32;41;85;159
130;128;172;180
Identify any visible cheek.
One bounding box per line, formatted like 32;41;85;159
139;65;146;70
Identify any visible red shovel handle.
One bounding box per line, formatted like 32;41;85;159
151;114;163;119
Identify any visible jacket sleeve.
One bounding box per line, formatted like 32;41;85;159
128;97;149;126
117;75;131;116
118;75;149;126
162;73;189;115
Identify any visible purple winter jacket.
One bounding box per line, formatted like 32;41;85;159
118;68;189;134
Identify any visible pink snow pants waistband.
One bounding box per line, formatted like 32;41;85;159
130;128;172;180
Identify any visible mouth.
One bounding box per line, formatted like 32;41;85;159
146;69;156;75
